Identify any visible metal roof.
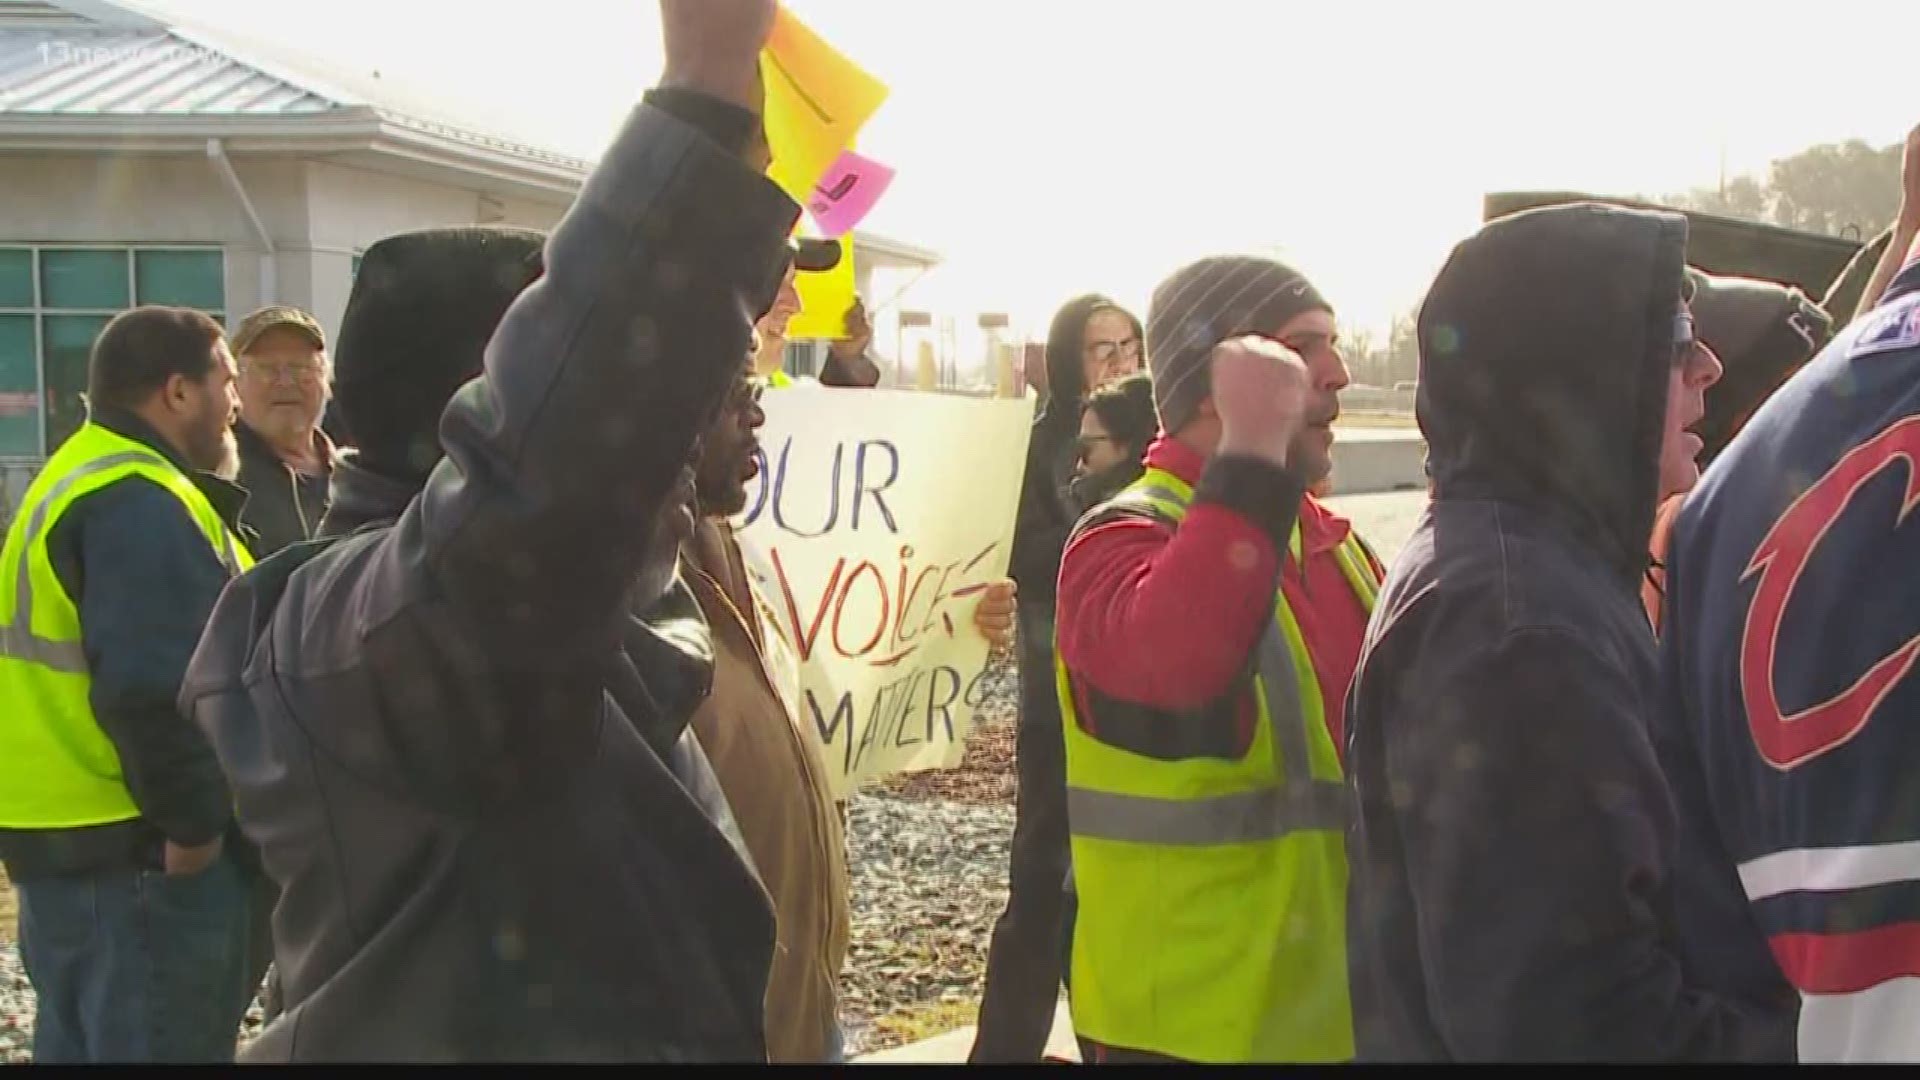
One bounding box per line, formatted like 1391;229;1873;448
0;1;592;173
0;1;937;262
0;27;335;115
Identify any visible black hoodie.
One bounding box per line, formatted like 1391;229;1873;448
1342;204;1797;1062
1008;295;1138;609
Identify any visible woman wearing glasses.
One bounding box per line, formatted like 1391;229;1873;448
973;295;1144;1063
1070;373;1157;514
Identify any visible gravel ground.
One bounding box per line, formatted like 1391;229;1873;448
0;946;25;1064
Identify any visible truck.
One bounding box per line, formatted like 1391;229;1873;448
1483;191;1892;326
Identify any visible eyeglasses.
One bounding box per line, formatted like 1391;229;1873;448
1673;311;1699;365
1086;338;1141;366
244;361;325;386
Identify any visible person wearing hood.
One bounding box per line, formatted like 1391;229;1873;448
970;293;1141;1062
1053;257;1383;1063
1643;271;1832;631
1342;202;1793;1062
178;1;797;1060
1650;137;1920;1064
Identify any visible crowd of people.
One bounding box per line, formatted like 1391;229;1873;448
1;0;1918;1063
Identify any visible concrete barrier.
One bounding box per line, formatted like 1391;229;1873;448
1328;427;1426;495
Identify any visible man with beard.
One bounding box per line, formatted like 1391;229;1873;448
178;0;804;1060
1343;203;1790;1061
0;306;256;1062
684;356;1015;1062
1051;257;1384;1063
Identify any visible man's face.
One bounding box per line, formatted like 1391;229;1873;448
1262;308;1349;485
182;340;241;476
694;368;766;518
1658;303;1725;500
239;327;330;434
1080;308;1141;396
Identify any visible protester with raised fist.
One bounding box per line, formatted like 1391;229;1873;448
180;0;799;1061
819;297;884;387
1049;257;1383;1064
1343;203;1792;1062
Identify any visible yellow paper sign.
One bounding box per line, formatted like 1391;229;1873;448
788;231;855;340
760;6;889;204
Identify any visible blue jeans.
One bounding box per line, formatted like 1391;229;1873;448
16;852;254;1063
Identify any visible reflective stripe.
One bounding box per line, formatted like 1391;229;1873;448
1256;621;1313;786
0;450;161;670
218;526;244;575
1333;538;1380;612
1067;780;1348;845
1135;485;1188;509
0;625;86;672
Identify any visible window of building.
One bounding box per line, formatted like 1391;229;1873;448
0;246;225;458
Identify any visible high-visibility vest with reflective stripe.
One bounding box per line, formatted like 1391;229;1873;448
1057;465;1380;1063
0;422;254;829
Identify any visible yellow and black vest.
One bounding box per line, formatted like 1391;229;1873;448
1058;465;1380;1063
0;422;254;829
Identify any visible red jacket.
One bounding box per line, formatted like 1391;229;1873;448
1056;438;1375;758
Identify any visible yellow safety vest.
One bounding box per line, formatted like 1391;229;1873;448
767;371;794;389
1058;465;1380;1063
0;421;254;829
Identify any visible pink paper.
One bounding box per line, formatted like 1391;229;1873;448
808;150;896;239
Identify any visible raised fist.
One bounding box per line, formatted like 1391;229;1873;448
659;0;777;113
1212;335;1310;468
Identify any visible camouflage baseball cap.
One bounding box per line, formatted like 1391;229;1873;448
230;305;326;356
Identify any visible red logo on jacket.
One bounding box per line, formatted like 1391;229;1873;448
1740;416;1920;770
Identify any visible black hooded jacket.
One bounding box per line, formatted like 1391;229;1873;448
178;101;791;1062
1343;204;1797;1061
1009;296;1138;619
1007;293;1142;754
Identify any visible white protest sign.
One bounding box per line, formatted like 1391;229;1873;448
736;386;1033;798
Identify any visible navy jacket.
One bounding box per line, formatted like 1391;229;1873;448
180;99;797;1061
1654;258;1920;1061
1343;204;1795;1061
0;409;246;880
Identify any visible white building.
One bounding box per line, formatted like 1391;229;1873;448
0;0;938;500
